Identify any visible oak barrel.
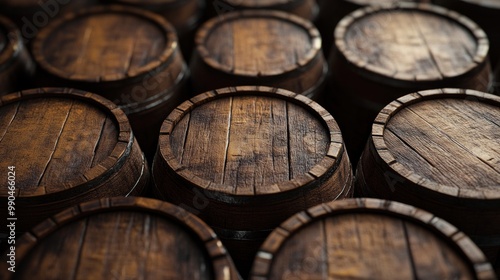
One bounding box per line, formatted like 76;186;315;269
0;197;240;279
328;3;491;167
434;0;500;69
31;5;189;162
251;198;496;279
152;86;353;276
102;0;206;61
0;15;34;95
0;88;149;243
190;10;327;101
355;88;500;273
206;0;319;21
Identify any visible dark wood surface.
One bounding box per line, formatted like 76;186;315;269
0;16;35;95
0;88;149;234
251;198;496;279
190;10;326;100
328;3;491;168
0;197;240;280
32;5;190;162
355;88;500;274
153;86;353;276
100;0;205;61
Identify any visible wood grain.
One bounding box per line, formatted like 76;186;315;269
104;0;205;60
32;5;190;162
355;88;500;274
153;86;353;277
251;198;496;279
0;197;240;280
190;10;326;100
0;88;149;235
327;3;491;169
0;16;34;95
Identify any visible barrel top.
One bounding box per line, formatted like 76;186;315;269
1;197;237;280
251;198;495;279
195;10;321;77
335;3;488;84
0;16;20;66
0;88;133;198
372;88;500;200
32;5;178;83
462;0;500;9
159;86;343;197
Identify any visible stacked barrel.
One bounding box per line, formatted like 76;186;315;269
0;0;498;279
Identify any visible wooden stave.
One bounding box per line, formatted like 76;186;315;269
31;5;190;162
354;88;500;272
0;88;150;234
0;196;240;280
0;16;35;95
250;198;496;280
190;10;327;101
327;2;492;169
152;85;353;276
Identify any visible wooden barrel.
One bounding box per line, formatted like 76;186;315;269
152;86;353;277
31;5;189;163
317;0;430;56
0;0;99;40
206;0;319;22
0;88;149;244
0;15;35;95
102;0;206;61
328;3;491;168
0;197;240;279
355;88;500;273
251;198;496;279
433;0;500;69
190;10;327;101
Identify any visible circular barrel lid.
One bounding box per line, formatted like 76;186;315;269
251;198;495;279
0;197;239;280
335;3;488;86
372;88;500;201
32;5;178;83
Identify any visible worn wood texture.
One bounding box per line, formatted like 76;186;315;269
0;88;149;237
0;197;240;280
250;198;496;279
32;5;189;162
206;0;318;21
190;10;327;100
435;0;500;71
355;88;500;274
328;3;491;168
103;0;205;61
0;16;35;95
317;0;431;57
152;86;353;277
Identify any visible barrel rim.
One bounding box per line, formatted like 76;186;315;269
32;5;179;84
251;197;495;279
0;88;136;198
0;15;22;69
194;9;322;78
371;88;500;200
334;3;490;85
0;196;237;280
157;85;345;197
